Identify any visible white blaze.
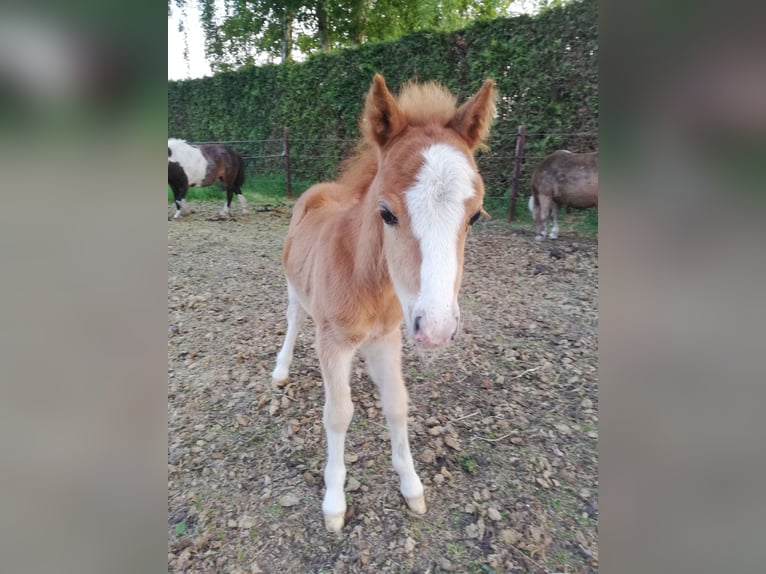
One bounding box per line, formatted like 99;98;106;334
404;143;476;341
168;138;207;186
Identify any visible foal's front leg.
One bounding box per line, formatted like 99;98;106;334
361;330;426;515
316;333;356;532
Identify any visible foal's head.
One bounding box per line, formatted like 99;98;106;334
363;75;496;349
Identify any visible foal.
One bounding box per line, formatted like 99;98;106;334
272;74;496;532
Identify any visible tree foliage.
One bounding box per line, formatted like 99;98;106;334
171;0;515;70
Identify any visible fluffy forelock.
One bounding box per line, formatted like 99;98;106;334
396;81;458;126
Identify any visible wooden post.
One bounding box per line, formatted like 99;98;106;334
284;126;292;199
508;124;526;221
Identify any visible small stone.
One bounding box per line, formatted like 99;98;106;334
579;488;591;499
499;528;522;545
426;417;440;426
536;477;552;489
419;450;436;464
554;423;571;435
587;431;598;439
347;477;361;492
510;437;525;445
466;518;485;539
227;519;237;528
440;467;452;480
581;398;593;409
344;452;359;463
279;493;300;507
304;472;316;486
237;515;255;529
404;537;416;552
433;474;445;485
444;435;461;450
487;507;502;521
428;426;443;436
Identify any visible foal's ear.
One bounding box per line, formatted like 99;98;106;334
448;79;497;150
363;74;407;148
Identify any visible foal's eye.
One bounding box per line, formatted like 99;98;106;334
468;211;482;226
380;206;398;226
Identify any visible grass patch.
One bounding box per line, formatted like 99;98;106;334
268;504;282;518
457;454;479;474
167;173;314;206
482;194;597;237
174;520;187;536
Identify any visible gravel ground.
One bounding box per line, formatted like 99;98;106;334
168;201;598;574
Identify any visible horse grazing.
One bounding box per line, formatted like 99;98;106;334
272;74;496;532
167;138;248;219
529;150;598;240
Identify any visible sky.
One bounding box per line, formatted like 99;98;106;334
168;2;212;81
168;1;543;81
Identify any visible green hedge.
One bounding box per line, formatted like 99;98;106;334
168;0;597;195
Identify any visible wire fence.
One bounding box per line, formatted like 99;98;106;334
191;126;597;219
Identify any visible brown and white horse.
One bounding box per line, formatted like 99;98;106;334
168;138;248;219
529;150;598;240
272;74;496;532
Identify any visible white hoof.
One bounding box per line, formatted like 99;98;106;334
548;232;558;240
534;234;544;242
405;494;427;515
271;365;288;384
173;211;182;220
324;513;345;533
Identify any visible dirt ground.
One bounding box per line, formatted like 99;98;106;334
168;201;598;574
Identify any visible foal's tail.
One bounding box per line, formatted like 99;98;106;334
234;152;246;190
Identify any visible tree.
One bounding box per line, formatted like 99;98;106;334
170;0;517;72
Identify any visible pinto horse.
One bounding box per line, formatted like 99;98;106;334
272;74;496;532
529;150;598;240
167;138;248;219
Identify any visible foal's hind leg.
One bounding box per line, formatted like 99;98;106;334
361;330;426;515
272;282;307;384
316;333;356;532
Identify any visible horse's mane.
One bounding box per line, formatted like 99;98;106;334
337;80;459;190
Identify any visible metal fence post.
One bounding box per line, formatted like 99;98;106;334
284;126;292;199
508;124;526;221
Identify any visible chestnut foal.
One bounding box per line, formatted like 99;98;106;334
272;74;496;532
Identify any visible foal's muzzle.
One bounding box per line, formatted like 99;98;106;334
413;312;459;349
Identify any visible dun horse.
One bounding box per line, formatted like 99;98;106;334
168;139;248;219
529;150;598;240
272;74;496;532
